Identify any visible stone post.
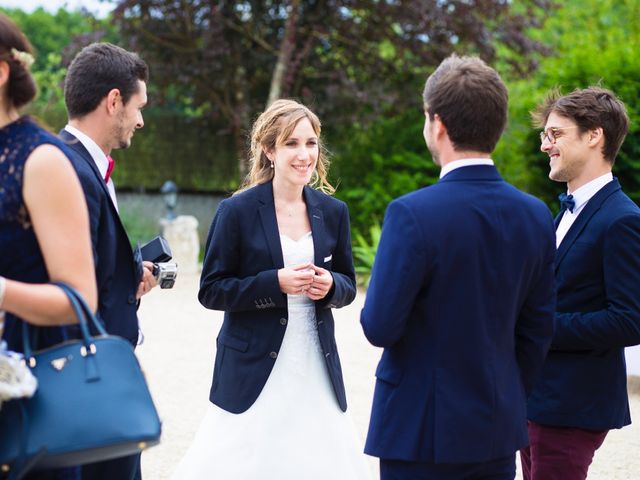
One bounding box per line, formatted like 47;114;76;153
159;215;200;274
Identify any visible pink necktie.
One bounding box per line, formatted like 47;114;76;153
104;155;114;183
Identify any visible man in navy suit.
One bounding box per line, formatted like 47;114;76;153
60;43;157;480
360;55;557;479
522;87;640;480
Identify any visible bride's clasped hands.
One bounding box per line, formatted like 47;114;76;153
278;262;333;299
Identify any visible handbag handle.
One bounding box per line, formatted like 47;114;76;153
21;283;107;361
55;282;107;337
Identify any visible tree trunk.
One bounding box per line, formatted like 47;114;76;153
266;0;300;107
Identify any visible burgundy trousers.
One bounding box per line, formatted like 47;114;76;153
520;421;608;480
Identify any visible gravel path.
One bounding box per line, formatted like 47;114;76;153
136;272;640;479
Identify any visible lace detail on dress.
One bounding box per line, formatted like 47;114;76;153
280;232;315;308
279;305;322;376
0;117;43;229
279;232;321;375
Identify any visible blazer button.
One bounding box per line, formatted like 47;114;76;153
270;351;278;359
280;318;287;326
127;295;136;305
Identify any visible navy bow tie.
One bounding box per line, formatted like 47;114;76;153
558;193;575;213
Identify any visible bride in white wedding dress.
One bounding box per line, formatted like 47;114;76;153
171;99;372;480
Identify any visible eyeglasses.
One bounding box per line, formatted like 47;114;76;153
539;126;580;144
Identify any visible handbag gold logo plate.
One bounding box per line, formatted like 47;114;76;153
50;357;70;371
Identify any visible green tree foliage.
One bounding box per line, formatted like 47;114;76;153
2;2;553;196
0;7;114;128
333;0;640;275
2;6;243;192
0;7;101;70
496;0;640;211
329;108;438;238
112;0;552;176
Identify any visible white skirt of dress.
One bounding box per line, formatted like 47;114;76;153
171;303;372;480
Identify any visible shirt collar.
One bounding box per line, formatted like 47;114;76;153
567;172;613;213
440;158;494;179
64;124;110;178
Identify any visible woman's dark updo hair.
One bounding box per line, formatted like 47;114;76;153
0;13;37;109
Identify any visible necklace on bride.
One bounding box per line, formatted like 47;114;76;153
280;203;298;217
276;198;303;218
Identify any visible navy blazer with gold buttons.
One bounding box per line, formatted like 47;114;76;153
199;181;357;413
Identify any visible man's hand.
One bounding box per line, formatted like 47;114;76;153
136;261;158;299
305;265;334;301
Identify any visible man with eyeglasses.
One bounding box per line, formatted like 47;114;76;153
522;86;640;480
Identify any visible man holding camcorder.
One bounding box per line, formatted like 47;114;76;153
141;236;178;290
59;42;176;480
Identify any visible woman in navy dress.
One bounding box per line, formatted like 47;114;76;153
0;14;97;480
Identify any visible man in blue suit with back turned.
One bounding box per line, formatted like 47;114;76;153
361;55;557;480
60;43;158;480
521;87;640;480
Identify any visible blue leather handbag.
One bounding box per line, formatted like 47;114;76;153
0;284;161;479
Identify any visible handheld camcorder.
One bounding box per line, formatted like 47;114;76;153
140;236;178;289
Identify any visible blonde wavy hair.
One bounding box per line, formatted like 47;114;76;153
236;99;335;195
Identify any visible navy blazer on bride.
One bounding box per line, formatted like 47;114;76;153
198;181;357;413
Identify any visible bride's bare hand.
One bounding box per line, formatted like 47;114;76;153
305;265;333;300
277;263;315;295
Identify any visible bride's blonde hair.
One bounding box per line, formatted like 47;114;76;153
235;99;334;195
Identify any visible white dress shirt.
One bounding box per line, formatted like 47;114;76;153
64;124;118;210
439;158;495;179
555;172;613;248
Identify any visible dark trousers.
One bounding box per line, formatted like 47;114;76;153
380;454;516;480
23;467;80;480
520;421;608;480
81;453;141;480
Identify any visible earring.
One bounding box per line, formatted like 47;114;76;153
270;161;274;169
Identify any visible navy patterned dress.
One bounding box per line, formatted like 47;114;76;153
0;116;81;480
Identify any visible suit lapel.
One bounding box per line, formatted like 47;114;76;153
59;130;114;200
304;186;326;267
554;211;563;230
555;179;621;271
256;182;326;269
59;129;132;249
257;182;285;268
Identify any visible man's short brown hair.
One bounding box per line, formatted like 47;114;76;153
422;55;508;154
64;43;148;119
532;86;629;164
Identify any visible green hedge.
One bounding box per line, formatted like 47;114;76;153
329;109;440;240
30;105;242;193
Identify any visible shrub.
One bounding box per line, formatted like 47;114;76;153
352;223;382;288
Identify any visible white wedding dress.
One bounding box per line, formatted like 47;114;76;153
171;232;372;480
